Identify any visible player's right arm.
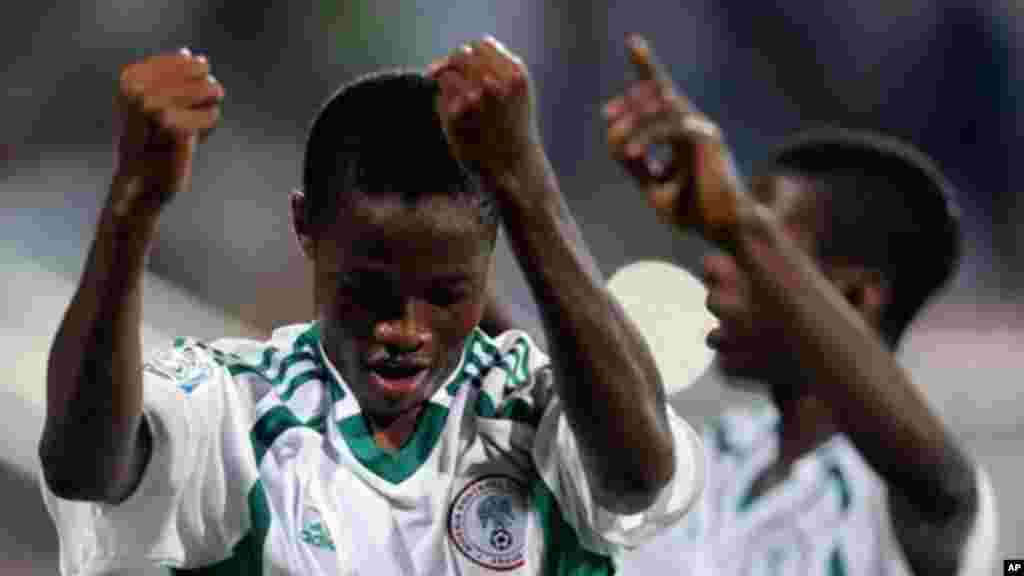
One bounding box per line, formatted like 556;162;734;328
38;49;223;504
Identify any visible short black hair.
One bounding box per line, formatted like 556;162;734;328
301;70;498;232
765;128;962;348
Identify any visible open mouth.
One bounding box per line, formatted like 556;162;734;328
368;363;426;379
365;362;430;396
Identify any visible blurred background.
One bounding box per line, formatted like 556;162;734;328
1;1;1019;573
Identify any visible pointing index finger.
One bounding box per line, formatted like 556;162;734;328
627;35;669;87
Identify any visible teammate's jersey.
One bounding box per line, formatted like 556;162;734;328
42;323;704;575
674;403;996;576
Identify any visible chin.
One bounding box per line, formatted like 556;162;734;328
713;356;771;395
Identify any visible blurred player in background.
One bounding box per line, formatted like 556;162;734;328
37;39;703;574
598;35;996;575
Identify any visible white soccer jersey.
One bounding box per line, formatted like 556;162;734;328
674;404;997;576
41;324;704;575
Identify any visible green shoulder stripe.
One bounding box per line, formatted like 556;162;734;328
252;405;303;465
530;479;615;575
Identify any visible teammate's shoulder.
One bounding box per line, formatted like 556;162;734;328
704;401;779;458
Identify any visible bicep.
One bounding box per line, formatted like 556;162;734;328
41;343;259;572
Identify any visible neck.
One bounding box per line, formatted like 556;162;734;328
368;405;424;453
771;384;838;468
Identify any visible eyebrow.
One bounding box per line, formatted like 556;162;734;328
345;268;473;285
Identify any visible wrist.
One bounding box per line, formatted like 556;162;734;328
729;199;786;266
100;193;160;263
106;173;162;234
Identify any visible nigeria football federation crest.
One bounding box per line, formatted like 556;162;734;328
448;475;528;570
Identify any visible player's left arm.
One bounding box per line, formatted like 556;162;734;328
428;37;677;515
603;35;982;574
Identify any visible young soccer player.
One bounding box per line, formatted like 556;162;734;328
601;36;997;575
38;39;703;574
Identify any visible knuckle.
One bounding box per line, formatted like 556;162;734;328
607;126;627;150
191;58;211;77
119;71;142;98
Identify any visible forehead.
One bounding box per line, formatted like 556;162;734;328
322;192;492;273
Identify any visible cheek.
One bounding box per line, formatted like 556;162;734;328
443;298;487;341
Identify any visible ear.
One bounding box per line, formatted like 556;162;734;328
829;265;890;329
290;188;315;261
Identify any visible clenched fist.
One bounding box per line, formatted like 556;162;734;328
604;36;744;243
110;48;224;222
427;37;542;195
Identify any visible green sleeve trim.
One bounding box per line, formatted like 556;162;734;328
529;479;616;575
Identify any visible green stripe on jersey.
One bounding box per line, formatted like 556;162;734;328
530;479;615;575
169;480;271;576
252;405;304;465
825;461;852;513
338;401;449;484
828;546;848;576
495;397;542;427
473;388;497;418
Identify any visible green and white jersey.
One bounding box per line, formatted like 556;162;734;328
674;404;996;576
42;323;703;575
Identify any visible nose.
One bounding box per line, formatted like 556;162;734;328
373;299;431;355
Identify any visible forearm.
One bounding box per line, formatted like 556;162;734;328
733;204;974;515
40;188;155;503
497;151;675;511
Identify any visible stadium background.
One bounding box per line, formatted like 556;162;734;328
1;1;1019;573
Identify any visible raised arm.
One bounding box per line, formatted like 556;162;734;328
605;36;980;574
427;37;676;514
38;50;224;504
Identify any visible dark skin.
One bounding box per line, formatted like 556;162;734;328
40;48;222;503
427;37;676;513
40;39;677;517
291;190;496;450
604;35;978;575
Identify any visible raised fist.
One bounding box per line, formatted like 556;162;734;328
110;48;224;221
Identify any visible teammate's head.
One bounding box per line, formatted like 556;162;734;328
291;70;499;424
704;128;961;385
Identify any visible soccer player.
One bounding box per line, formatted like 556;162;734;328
37;38;704;575
601;36;997;575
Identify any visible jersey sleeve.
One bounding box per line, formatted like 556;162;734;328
494;330;704;556
40;338;262;575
